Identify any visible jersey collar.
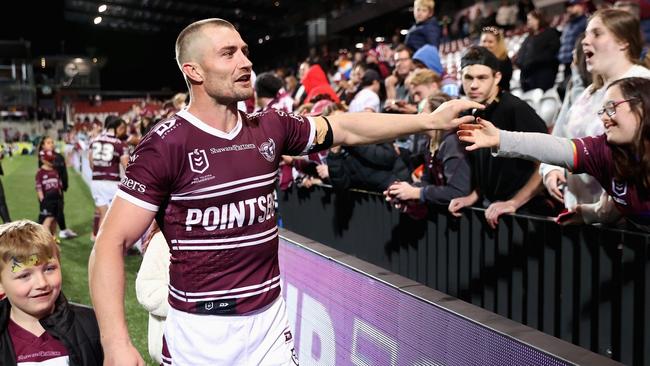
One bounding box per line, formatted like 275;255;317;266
177;109;242;140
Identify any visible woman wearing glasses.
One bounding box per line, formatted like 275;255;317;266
479;26;512;91
457;77;650;230
540;9;650;218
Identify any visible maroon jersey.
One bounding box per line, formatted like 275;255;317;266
35;168;62;196
572;134;650;226
117;108;315;314
9;319;69;364
89;132;127;181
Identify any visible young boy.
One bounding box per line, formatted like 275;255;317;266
404;0;441;52
0;220;103;365
36;150;64;236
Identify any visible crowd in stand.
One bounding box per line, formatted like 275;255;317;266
241;0;650;233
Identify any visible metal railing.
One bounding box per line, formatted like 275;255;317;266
278;185;650;366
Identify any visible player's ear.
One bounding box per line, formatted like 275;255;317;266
182;62;203;83
493;71;502;85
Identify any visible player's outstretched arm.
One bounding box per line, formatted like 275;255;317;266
89;196;155;366
327;99;484;146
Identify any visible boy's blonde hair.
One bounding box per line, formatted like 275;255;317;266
414;0;434;12
0;220;60;277
406;68;441;88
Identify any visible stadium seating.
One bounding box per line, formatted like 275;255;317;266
538;87;562;128
519;88;543;111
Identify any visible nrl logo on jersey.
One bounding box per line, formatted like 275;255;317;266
188;149;209;173
258;138;276;162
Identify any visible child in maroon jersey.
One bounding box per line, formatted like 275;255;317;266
36;137;77;239
0;220;103;365
35;150;63;235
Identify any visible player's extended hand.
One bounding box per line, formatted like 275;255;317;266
429;99;485;130
543;169;567;203
103;343;145;366
457;118;500;151
485;200;517;229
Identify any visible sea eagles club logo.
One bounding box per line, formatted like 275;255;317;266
188;149;209;173
259;138;276;162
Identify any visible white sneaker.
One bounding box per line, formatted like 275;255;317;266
59;229;78;239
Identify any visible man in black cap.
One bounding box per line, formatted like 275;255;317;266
449;46;550;228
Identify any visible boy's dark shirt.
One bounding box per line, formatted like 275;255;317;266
468;91;547;203
0;294;103;365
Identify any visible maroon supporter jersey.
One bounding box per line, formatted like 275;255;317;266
9;319;69;365
89;132;127;181
571;134;650;226
118;108;315;314
35;168;62;196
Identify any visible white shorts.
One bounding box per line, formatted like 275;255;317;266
161;296;298;366
90;180;119;207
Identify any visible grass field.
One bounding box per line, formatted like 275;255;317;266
3;154;156;365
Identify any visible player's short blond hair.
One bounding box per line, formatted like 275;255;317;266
175;18;235;68
0;220;59;278
414;0;434;12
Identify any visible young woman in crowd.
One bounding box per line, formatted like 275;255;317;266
457;77;650;230
479;26;513;92
541;9;650;212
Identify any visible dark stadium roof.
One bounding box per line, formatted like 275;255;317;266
62;0;344;41
7;0;471;90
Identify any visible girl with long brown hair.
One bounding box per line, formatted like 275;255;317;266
541;8;650;214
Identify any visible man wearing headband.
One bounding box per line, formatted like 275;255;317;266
449;46;551;228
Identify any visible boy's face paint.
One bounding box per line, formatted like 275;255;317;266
11;254;42;273
0;255;62;320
